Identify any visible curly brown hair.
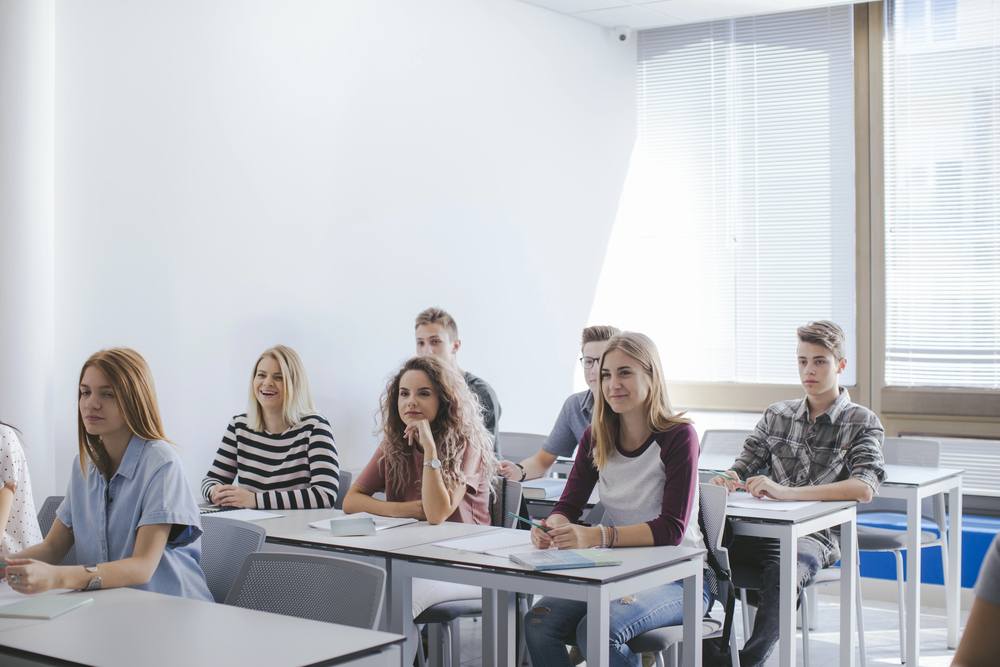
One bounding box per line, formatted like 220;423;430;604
375;356;497;496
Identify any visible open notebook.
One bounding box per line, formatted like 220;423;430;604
433;530;537;557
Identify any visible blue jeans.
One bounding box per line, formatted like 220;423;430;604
729;536;827;667
524;578;712;667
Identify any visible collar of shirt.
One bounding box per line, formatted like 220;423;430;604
793;387;852;425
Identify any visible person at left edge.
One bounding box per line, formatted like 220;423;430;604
1;347;211;600
202;345;340;510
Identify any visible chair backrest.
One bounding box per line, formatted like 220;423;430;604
497;432;547;463
489;476;524;528
700;430;752;458
200;515;267;603
699;483;732;576
583;501;606;526
225;552;386;630
864;437;943;521
882;437;940;467
37;496;77;566
334;470;352;510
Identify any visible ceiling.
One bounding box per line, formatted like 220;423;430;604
516;0;854;29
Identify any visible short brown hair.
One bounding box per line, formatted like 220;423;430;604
797;321;847;362
415;307;458;340
581;325;621;353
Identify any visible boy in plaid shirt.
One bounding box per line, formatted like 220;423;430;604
711;321;885;666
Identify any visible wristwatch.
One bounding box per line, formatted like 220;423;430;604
82;564;102;591
423;458;442;470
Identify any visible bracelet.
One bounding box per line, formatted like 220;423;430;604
610;525;618;547
515;463;526;482
598;523;607;548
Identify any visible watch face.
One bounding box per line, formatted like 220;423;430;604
426;458;441;469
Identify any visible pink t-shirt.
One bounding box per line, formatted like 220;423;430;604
355;441;490;525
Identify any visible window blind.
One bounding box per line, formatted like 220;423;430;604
590;6;856;384
884;0;1000;389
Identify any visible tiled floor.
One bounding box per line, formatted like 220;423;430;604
445;591;968;666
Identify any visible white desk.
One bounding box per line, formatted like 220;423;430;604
0;587;404;667
262;509;499;631
727;500;858;667
878;463;963;664
388;531;706;667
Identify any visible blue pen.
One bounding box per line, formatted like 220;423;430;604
506;512;551;532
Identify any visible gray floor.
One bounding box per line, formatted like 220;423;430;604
442;591;968;667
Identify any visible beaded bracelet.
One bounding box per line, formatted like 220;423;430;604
599;524;607;548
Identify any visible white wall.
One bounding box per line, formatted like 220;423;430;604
42;0;636;497
0;0;56;498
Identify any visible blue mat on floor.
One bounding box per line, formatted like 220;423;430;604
855;512;1000;588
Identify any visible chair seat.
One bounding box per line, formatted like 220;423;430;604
857;512;940;534
414;598;483;625
812;567;841;584
626;618;723;653
857;525;940;552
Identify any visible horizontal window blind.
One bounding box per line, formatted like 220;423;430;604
590;7;856;384
884;0;1000;389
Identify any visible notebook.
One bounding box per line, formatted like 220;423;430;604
433;530;536;557
0;594;93;620
307;513;418;532
509;548;622;571
198;508;284;521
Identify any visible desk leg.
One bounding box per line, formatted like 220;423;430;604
586;586;611;667
496;590;517;667
839;517;857;667
482;588;497;667
778;533;797;667
906;490;921;666
682;567;704;667
947;485;962;649
390;565;416;664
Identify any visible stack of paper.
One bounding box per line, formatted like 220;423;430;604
307;513;418;532
434;530;536;557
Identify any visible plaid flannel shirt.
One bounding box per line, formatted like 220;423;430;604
729;388;886;566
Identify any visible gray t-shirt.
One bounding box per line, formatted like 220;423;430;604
542;389;594;458
465;371;501;456
975;532;1000;606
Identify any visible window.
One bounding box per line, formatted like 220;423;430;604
883;0;1000;390
590;6;857;386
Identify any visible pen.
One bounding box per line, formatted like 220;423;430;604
506;512;551;532
712;470;739;483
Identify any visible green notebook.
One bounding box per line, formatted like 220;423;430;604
0;594;93;620
509;548;623;571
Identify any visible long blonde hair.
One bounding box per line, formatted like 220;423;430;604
247;345;316;432
375;356;497;495
77;348;169;477
591;332;691;470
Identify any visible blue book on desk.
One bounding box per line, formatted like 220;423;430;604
0;594;93;620
509;549;622;571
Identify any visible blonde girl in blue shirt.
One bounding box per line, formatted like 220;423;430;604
1;348;211;600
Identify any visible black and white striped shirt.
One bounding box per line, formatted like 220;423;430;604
201;413;340;510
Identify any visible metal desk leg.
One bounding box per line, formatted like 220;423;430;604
778;533;797;667
482;588;497;667
947;485;962;649
390;565;417;664
839;517;857;667
906;489;921;666
586;585;611;667
497;590;517;667
682;568;704;667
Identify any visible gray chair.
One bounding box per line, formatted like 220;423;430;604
856;436;944;664
498;431;547;464
625;483;739;667
225;552;385;630
334;470;352;510
37;496;77;566
416;477;524;667
200;515;267;603
700;430;752;458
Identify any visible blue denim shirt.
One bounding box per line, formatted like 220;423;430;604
57;435;212;601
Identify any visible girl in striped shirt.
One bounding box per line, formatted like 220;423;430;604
202;345;340;510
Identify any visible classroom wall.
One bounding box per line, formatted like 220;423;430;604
0;0;57;498
27;0;636;498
